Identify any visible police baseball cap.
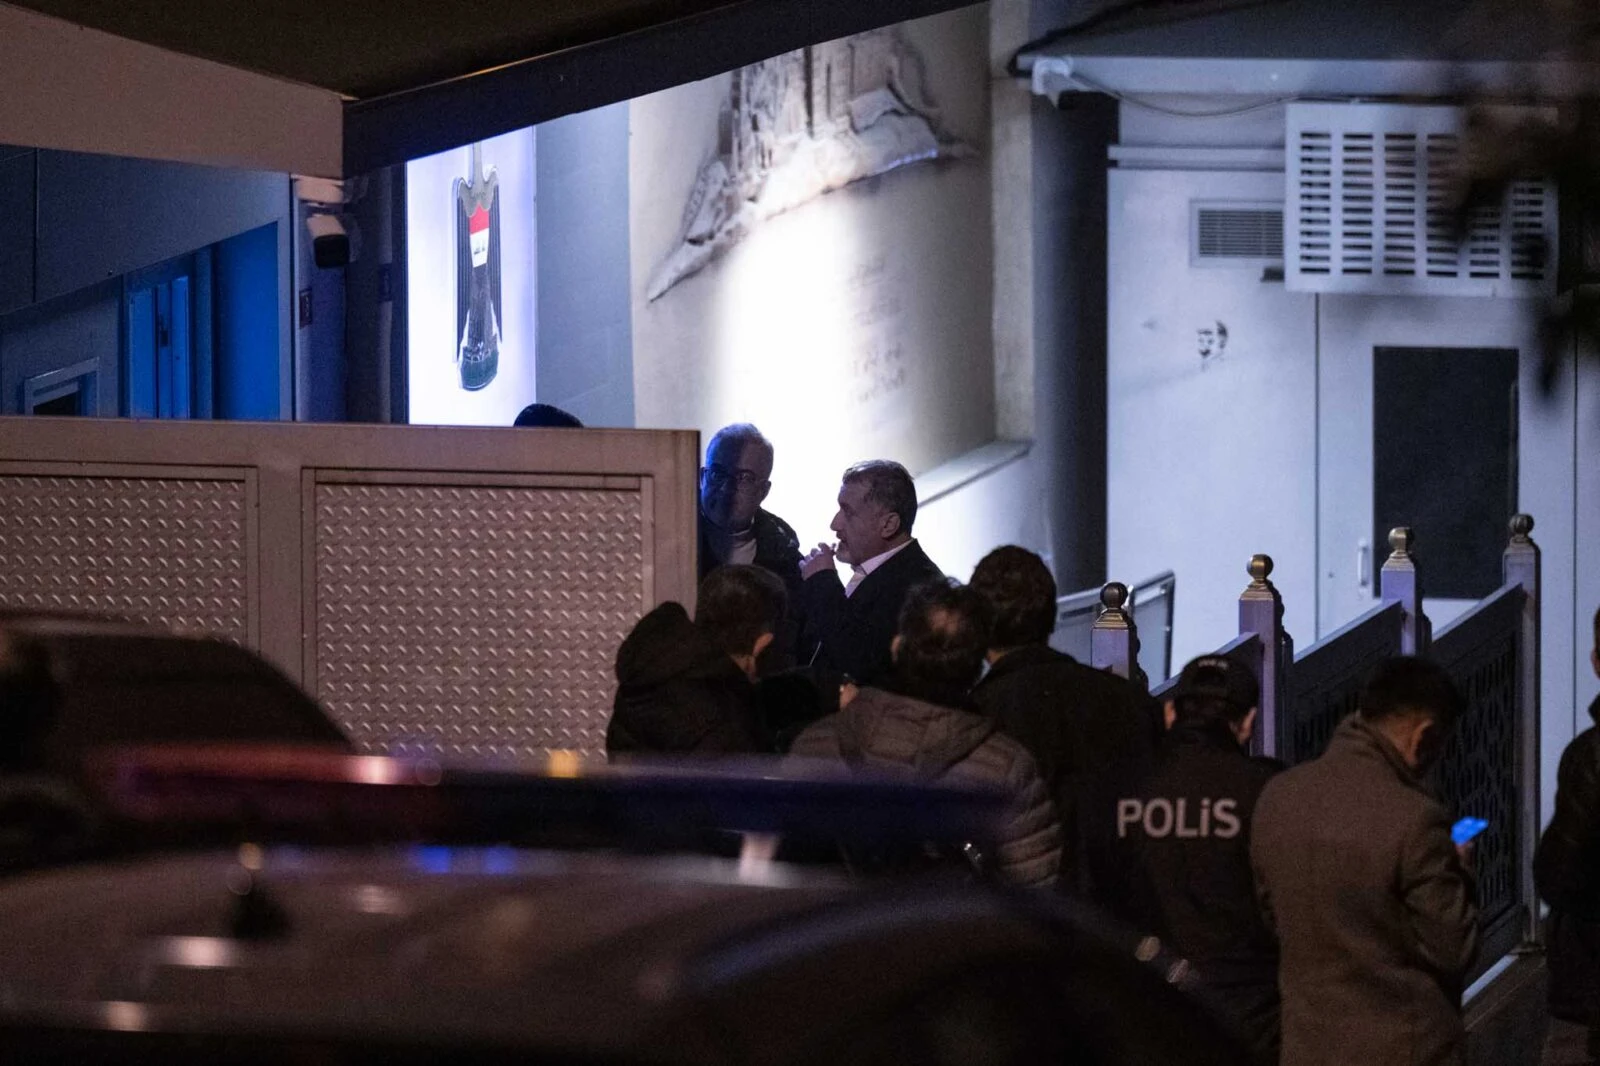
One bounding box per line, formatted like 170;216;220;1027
1170;655;1260;712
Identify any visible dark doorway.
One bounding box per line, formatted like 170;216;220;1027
32;391;81;416
1373;347;1518;600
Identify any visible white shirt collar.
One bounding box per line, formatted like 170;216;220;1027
852;539;914;579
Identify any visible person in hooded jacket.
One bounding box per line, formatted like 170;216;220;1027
787;579;1062;887
606;565;788;756
1535;606;1600;1065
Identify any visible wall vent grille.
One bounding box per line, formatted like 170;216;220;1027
1191;203;1284;265
1286;103;1556;297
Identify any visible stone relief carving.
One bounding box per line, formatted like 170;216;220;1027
647;28;973;301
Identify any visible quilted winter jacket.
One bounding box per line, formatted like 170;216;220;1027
788;687;1062;887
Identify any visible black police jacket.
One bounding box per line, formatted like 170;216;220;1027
1536;694;1600;1025
1092;719;1282;981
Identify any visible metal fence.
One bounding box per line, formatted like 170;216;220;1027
1090;516;1543;981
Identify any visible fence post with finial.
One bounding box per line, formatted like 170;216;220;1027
1239;555;1291;758
1380;526;1430;655
1504;513;1541;943
1091;582;1140;684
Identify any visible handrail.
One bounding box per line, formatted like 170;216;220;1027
1129;570;1177;683
1052;571;1175;685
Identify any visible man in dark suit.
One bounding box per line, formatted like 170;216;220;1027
798;460;943;686
967;546;1161;894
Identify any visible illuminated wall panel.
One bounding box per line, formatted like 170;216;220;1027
405;129;536;426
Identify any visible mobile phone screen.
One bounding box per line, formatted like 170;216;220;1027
1451;817;1488;846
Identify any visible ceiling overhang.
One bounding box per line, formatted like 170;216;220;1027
1025;55;1593;102
0;3;344;175
1015;0;1597;103
0;0;982;178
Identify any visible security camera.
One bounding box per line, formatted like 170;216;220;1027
305;212;350;269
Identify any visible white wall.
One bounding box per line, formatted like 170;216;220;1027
1568;337;1600;822
1107;96;1589;820
1106;166;1318;666
915;449;1051;585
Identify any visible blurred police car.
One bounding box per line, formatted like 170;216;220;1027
0;616;1249;1064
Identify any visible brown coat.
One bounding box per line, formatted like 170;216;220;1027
789;687;1062;887
1250;715;1478;1066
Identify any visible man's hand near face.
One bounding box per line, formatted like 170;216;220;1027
800;542;837;580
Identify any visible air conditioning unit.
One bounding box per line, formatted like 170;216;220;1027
1285;102;1556;297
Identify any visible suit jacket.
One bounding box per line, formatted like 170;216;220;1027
970;645;1162;893
798;539;944;687
1250;715;1478;1066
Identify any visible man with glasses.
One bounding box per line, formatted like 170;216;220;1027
698;425;804;662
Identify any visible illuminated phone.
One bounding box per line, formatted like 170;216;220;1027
1451;817;1489;846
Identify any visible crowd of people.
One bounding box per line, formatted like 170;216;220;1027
607;421;1600;1066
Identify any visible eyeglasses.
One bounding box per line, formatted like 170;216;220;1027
701;464;766;488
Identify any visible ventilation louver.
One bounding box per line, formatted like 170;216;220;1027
1286;103;1556;297
1191;203;1284;266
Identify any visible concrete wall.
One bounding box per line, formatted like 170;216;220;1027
1032;95;1116;589
916;448;1049;584
986;0;1117;591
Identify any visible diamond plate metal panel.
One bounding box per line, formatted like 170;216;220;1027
0;474;250;640
314;482;645;761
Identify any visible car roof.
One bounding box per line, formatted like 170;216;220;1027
0;847;1001;1057
0;844;1250;1065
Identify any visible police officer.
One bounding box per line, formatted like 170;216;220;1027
1096;655;1283;1064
